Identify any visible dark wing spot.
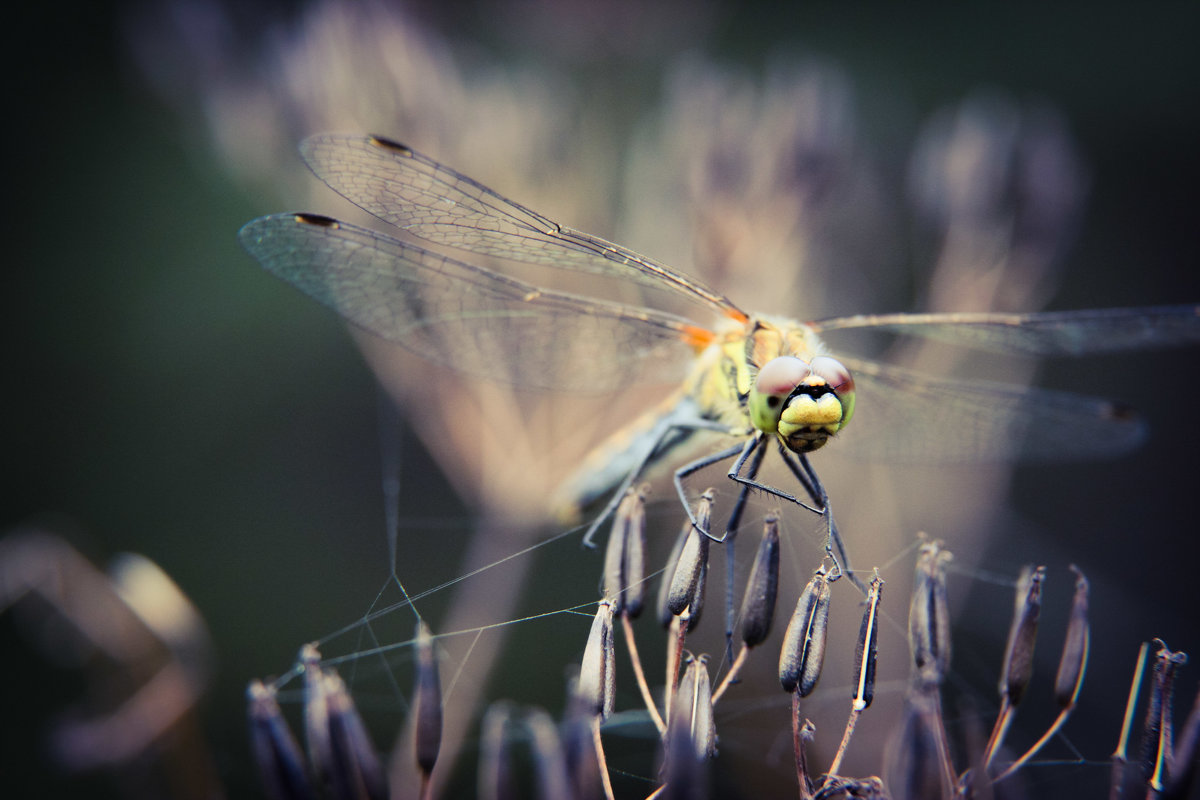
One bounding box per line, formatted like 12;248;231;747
294;213;340;228
1104;401;1139;422
368;135;414;156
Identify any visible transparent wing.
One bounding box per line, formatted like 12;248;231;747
837;356;1146;462
811;306;1200;356
239;213;709;391
299;134;749;322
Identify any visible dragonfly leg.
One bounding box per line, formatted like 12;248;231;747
672;440;749;541
581;461;642;548
725;440;822;515
778;450;868;595
719;438;770;665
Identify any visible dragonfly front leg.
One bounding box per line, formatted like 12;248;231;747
777;449;868;595
672;440;751;542
724;436;823;516
717;437;770;665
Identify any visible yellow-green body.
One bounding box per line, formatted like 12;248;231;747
555;315;854;520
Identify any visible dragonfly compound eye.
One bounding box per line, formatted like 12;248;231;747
774;356;856;453
809;356;855;426
750;357;811;433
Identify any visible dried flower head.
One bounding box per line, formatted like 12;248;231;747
739;513;781;649
779;568;833;696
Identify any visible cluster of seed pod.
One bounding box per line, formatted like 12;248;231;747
248;625;443;800
245;509;1197;800
582;487;887;798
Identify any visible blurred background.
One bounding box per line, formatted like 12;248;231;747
3;1;1199;798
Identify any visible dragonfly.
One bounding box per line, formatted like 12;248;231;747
240;133;1200;595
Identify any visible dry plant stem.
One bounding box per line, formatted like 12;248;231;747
827;571;881;780
928;690;958;799
711;644;750;705
1111;642;1151;800
1147;643;1189;794
992;705;1075;784
1166;688;1200;797
1150;725;1169;793
827;707;861;778
792;693;814;800
982;697;1016;770
419;774;432;800
994;627;1090;784
664;616;687;727
621;614;666;736
592;716;616;800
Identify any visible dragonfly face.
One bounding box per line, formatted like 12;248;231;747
694;318;857;455
763;357;859;450
756;355;856;454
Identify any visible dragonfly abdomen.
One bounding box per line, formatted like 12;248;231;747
552;393;733;525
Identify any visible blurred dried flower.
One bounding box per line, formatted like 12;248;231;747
908;537;952;688
1053;565;1089;709
412;621;443;782
248;679;317;800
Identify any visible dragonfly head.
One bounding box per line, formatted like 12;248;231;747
749;356;856;453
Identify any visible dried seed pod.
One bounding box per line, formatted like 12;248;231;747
1140;639;1189;785
998;565;1045;706
323;670;387;800
477;702;516;800
413;621;443;778
660;711;711;800
1166;685;1200;798
819;775;888;798
657;520;690;628
577;600;616;720
525;707;571;800
884;687;945;800
602;498;626;603
852;571;884;711
300;644;333;792
684;553;708;634
671;655;718;760
623;487;647;618
602;486;648;617
667;491;714;618
778;568;832;696
247;679;316;800
562;694;603;800
1053;565;1089;709
908;538;951;687
739;514;781;648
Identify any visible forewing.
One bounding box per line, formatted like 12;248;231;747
239;213;704;391
299;134;747;320
811;306;1200;356
836;356;1146;463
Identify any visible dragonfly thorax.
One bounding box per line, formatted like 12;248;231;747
749;355;856;454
